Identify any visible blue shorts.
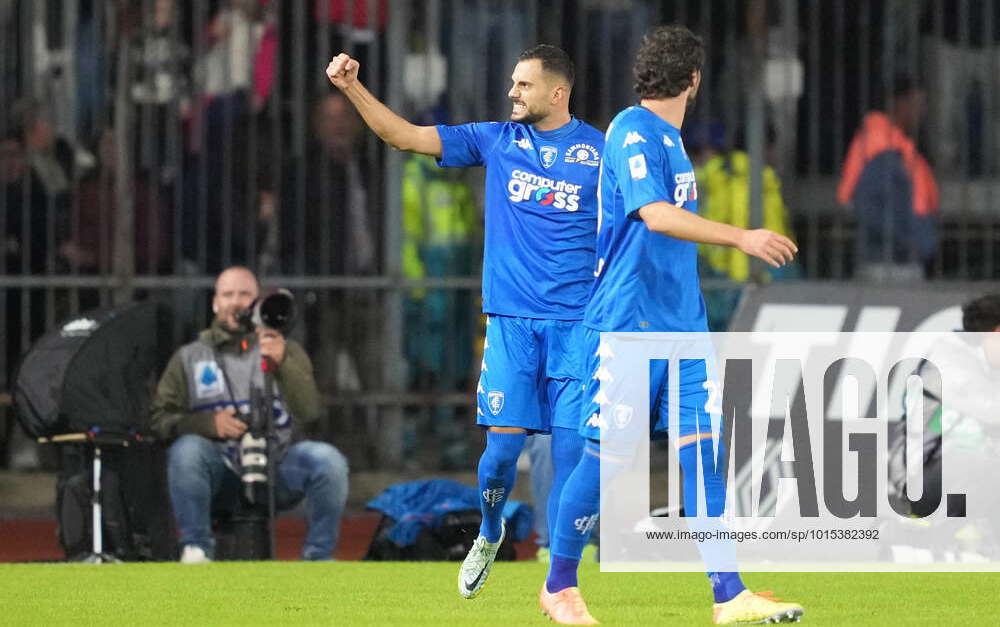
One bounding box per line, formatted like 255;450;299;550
578;327;718;441
476;315;585;433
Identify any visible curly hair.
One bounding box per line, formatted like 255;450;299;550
518;44;575;88
633;25;704;100
962;293;1000;332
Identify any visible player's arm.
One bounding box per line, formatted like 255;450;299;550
637;201;797;268
326;53;442;157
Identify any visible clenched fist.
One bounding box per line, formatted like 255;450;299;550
326;53;360;89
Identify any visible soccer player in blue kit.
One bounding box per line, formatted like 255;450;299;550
326;45;603;598
538;26;804;625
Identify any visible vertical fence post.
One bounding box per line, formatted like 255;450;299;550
377;0;410;470
112;42;135;305
747;0;767;272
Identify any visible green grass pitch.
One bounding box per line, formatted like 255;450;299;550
0;562;994;625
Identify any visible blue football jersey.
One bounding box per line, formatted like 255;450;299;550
436;118;603;320
584;106;708;332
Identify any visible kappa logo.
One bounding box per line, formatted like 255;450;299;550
482;487;506;507
592;389;610;406
488;391;505;415
512;137;533;150
564;143;600;166
585;412;607;429
593;366;613;382
540;145;558;168
622;131;647;147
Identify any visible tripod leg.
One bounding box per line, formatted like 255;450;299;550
93;446;103;556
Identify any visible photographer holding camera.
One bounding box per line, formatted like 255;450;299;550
151;266;349;562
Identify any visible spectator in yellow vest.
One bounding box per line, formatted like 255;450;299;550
687;122;799;330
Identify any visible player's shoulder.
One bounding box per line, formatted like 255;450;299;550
476;120;510;135
574;119;606;146
606;107;661;153
491;121;536;146
444;120;508;137
455;121;517;155
611;106;656;130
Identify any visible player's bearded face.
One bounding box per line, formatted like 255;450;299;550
508;60;552;126
511;99;548;125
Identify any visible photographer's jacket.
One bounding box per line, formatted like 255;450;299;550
151;320;320;470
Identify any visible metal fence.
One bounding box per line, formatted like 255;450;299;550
3;0;1000;471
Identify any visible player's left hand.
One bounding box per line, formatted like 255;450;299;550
257;328;286;365
738;229;798;268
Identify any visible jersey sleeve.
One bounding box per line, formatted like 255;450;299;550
435;122;503;168
608;126;673;220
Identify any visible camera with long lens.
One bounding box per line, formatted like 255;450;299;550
234;289;296;503
239;387;270;503
235;289;297;335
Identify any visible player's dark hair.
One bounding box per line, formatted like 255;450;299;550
518;44;575;88
961;293;1000;332
633;25;704;99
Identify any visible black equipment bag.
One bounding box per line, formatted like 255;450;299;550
364;509;517;561
55;443;177;561
56;463;132;560
13;301;172;438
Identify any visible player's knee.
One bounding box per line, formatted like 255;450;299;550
676;431;714;448
481;429;527;474
487;426;527;435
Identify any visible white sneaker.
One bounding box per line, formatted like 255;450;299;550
457;520;505;599
180;545;211;564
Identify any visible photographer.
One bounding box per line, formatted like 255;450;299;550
890;293;1000;519
151;266;349;562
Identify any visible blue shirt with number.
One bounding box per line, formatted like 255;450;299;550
436;118;604;320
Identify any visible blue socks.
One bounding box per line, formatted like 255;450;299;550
477;430;526;542
547;426;584;548
547;442;603;593
547;554;580;593
679;437;727;517
709;572;746;603
679;437;746;603
545;435;746;601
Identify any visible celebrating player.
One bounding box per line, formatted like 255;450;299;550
539;26;804;625
326;45;603;598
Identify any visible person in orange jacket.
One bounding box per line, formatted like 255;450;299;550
837;75;939;281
